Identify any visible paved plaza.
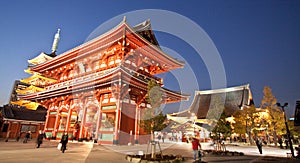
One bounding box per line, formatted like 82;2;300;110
0;139;298;163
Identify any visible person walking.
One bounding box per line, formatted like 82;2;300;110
284;139;289;149
191;137;202;162
5;130;11;142
23;131;31;143
158;134;161;142
221;140;226;151
255;137;263;154
36;130;44;148
295;145;300;159
16;132;21;142
278;137;283;149
60;132;69;153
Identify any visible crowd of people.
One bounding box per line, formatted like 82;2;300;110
154;132;182;143
191;135;300;159
8;130;69;153
3;130;300;159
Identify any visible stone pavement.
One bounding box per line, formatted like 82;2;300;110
0;139;299;162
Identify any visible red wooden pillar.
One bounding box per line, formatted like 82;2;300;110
53;105;60;138
7;122;12;139
113;94;121;144
95;94;102;141
113;73;122;144
44;109;50;131
134;104;140;144
65;104;72;133
79;98;87;141
43;103;52;139
138;105;141;140
15;122;21;138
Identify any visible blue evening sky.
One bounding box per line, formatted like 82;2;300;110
0;0;299;117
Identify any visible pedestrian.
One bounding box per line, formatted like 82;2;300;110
16;132;21;142
60;132;69;153
255;137;263;154
23;131;31;143
221;140;226;151
284;139;289;149
278;137;283;149
216;140;222;151
295;145;300;159
191;137;202;162
5;130;11;142
158;134;161;142
36;130;44;148
71;134;75;142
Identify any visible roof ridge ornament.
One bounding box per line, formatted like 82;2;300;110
122;16;126;23
51;28;61;57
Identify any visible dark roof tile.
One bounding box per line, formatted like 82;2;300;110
1;104;46;121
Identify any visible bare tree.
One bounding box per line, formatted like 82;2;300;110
140;79;163;159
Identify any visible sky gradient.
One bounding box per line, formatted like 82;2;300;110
0;0;299;117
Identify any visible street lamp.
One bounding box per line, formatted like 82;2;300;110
276;102;295;157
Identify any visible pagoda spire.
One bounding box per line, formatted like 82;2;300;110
50;28;60;57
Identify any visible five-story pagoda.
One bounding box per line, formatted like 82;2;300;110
16;18;189;145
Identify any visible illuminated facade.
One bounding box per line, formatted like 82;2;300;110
16;18;188;144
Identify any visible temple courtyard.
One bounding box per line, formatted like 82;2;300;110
0;139;298;163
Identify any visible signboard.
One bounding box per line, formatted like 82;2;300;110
102;105;116;110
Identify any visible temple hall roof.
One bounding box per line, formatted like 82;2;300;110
29;18;184;73
0;104;47;122
132;19;160;47
169;84;254;120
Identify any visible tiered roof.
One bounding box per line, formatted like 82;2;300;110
20;74;56;87
28;18;184;75
11;30;58;109
17;18;188;104
28;52;54;65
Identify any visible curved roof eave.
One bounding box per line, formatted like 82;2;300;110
31;18;185;72
196;84;250;95
124;21;185;68
161;87;190;100
132;19;160;47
